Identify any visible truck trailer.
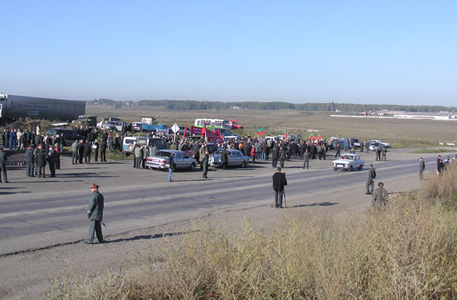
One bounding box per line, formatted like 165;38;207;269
0;93;86;123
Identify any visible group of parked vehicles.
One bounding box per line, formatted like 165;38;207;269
145;148;250;171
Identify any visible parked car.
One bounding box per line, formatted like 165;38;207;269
146;150;197;170
131;122;142;132
371;140;391;148
46;128;87;146
209;149;250;168
332;153;365;171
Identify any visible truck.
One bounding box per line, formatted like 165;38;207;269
141;117;157;125
0;93;85;124
229;119;243;129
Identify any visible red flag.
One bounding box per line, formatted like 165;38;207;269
317;134;322;141
284;127;288;139
183;123;188;137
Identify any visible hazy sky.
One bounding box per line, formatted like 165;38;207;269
1;1;456;106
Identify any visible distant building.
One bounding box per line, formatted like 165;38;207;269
231;106;241;110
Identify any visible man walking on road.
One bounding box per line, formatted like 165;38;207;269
366;164;376;195
86;183;104;244
272;167;287;208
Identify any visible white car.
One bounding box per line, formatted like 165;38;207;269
332;153;365;171
146;150;197;171
371;140;390;148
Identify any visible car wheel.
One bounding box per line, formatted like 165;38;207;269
334;166;338;171
358;165;363;171
241;161;246;168
125;153;130;157
349;165;353;172
189;163;196;171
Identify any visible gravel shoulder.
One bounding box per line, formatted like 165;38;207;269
0;148;453;299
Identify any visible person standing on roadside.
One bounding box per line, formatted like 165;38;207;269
202;150;209;178
366;164;376;195
168;152;175;182
36;145;46;178
86;183;104;244
272;167;287;208
419;157;425;180
437;155;444;175
221;147;228;170
47;145;57;178
303;149;310;169
25;145;35;177
71;139;79;164
0;146;8;183
372;182;388;209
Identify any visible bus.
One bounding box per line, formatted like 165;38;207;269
194;118;231;130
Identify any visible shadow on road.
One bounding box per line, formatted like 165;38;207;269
106;230;199;243
291;201;338;208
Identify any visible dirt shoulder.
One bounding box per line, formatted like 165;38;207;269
0;148;451;300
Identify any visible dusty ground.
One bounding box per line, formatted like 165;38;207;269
0;148;453;300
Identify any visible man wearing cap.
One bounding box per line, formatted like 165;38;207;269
0;146;8;183
372;182;388;208
272;167;287;208
366;164;376;195
86;184;104;244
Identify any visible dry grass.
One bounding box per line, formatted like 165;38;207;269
45;172;457;299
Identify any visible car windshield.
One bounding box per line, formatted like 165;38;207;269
124;139;134;144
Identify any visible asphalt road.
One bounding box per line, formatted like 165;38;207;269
0;150;439;255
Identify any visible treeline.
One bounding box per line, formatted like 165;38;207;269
136;100;457;113
92;99;456;113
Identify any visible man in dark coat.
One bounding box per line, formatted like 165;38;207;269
84;141;91;164
202;150;209;178
437;155;444;175
272;167;287;208
366;164;376;194
86;183;104;244
47;145;57;177
221;147;228;169
78;140;85;164
100;140;107;162
25;145;35;177
36;145;47;178
0;146;8;182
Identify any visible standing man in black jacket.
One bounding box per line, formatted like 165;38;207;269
25;145;35;177
272;167;287;208
0;146;8;183
86;183;104;244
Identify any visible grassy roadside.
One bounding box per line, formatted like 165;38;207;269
44;166;457;299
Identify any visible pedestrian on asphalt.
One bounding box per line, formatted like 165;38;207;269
366;164;376;195
36;145;47;178
202;150;209;178
0;146;8;183
86;183;104;244
419;157;425;180
168;152;175;182
372;182;388;209
221;147;228;169
25;145;35;177
272;167;287;208
303;149;310;169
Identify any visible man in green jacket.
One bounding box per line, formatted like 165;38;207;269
86;183;104;244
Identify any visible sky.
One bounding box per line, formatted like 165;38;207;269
1;1;456;106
